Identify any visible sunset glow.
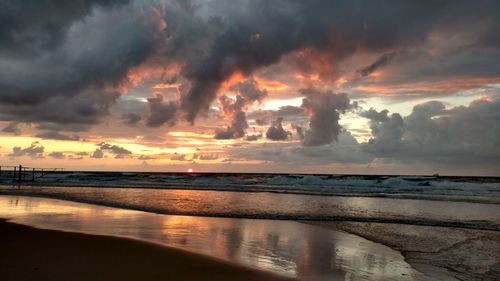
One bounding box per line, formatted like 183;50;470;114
0;0;499;176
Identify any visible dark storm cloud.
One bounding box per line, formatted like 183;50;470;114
0;91;121;124
245;134;261;141
122;112;142;125
146;94;178;127
90;142;132;159
2;122;20;134
35;123;90;132
229;131;372;165
97;142;132;158
274;106;304;117
352;50;500;101
215;112;247;139
248;105;305;126
360;108;391;123
215;79;267;139
0;0;164;124
2;0;500;131
48;152;65;159
360;108;405;153
361;97;500;166
177;0;500;123
231;96;500;170
9;142;44;158
358;52;396;77
214;95;248;139
290;132;372;164
35;131;81;141
91;149;104;159
231;79;268;102
300;89;354;146
138;155;155;160
0;0;130;56
266;117;290;141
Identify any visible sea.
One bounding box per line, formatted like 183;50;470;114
1;172;499;230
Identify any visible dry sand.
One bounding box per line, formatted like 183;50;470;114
0;220;296;281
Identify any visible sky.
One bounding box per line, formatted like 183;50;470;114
1;0;499;175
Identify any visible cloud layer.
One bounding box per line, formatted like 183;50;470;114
1;1;500;174
362;98;500;166
2;0;499;126
300;89;354;146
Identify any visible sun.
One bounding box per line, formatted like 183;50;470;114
187;168;193;173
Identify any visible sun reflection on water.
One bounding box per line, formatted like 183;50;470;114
0;195;423;281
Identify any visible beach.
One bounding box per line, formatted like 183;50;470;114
0;219;295;281
0;195;426;281
0;179;499;280
1;193;499;280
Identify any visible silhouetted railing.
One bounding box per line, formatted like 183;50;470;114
0;165;64;182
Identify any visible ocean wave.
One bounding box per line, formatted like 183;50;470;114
1;190;499;232
1;172;499;203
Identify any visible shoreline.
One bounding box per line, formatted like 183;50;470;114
304;221;500;281
1;188;499;231
2;182;499;205
0;219;296;281
0;195;428;281
2;194;499;280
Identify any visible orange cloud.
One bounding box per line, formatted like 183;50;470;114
254;76;289;92
153;83;181;89
289;48;339;85
125;64;182;92
220;70;245;91
354;77;500;96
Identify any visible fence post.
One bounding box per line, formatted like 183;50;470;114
18;165;22;182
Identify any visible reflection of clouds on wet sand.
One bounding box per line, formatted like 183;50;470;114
2;186;499;229
0;195;424;281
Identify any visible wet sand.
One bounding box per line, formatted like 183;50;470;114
304;221;500;281
0;195;425;281
0;220;296;281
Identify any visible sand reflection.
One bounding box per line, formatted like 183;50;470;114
0;195;423;281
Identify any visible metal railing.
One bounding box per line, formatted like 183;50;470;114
0;165;64;182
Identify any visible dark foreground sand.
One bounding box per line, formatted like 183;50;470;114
0;220;296;281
